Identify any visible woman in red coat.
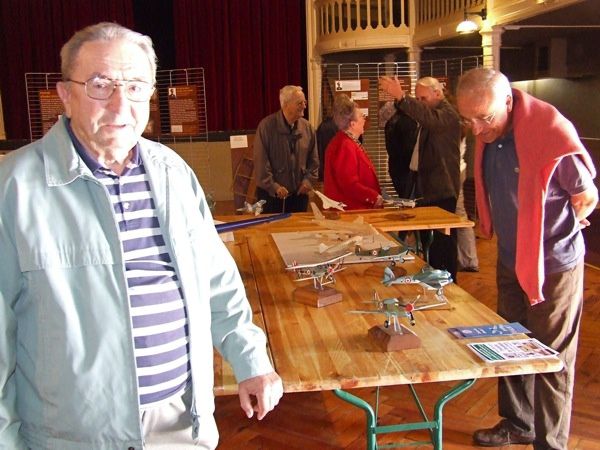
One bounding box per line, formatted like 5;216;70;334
324;94;383;210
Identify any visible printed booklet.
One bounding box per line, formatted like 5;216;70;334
467;338;559;363
448;322;530;339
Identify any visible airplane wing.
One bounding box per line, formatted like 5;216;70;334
310;202;325;220
285;252;353;270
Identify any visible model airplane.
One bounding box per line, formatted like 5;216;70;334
236;199;267;216
382;266;452;298
286;252;352;290
312;190;347;211
381;189;420;209
310;202;380;237
353;242;414;265
349;291;418;332
318;235;363;254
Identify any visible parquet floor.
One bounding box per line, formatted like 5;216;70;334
213;206;600;449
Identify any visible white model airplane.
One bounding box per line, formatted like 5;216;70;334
312;190;347;211
236;199;267;216
286;252;352;290
318;235;363;254
310;203;380;237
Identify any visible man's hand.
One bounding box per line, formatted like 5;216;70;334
374;194;384;208
275;186;289;199
297;181;312;195
380;76;405;101
571;185;598;229
238;371;283;420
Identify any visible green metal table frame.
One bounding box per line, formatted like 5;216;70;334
334;378;476;449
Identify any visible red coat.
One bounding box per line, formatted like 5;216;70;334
475;89;596;304
324;131;381;210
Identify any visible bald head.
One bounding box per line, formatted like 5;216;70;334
456;68;511;102
456;68;514;143
415;76;445;108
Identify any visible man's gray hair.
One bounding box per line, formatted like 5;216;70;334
457;68;512;101
279;85;303;108
60;22;157;82
332;94;358;131
416;76;444;94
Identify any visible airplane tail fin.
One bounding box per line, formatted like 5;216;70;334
318;243;329;254
310;202;325;220
382;267;395;286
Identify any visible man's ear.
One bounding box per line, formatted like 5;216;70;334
56;81;72;118
506;94;513;113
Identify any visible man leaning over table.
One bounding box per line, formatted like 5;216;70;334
0;22;282;450
456;67;597;450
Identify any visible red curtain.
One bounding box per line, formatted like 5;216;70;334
173;0;306;132
0;0;134;139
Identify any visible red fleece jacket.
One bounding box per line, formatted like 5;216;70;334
475;89;596;304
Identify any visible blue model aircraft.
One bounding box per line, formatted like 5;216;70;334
382;266;452;298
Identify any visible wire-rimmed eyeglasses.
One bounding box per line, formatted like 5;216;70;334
66;76;155;102
460;110;496;128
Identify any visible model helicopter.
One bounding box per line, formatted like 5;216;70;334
381;266;452;298
286;252;352;290
312;190;347;211
349;291;418;332
236;199;267;216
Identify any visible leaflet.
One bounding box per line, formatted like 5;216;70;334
448;322;530;339
467;338;559;363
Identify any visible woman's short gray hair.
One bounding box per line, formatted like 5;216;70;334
60;22;157;83
333;94;358;130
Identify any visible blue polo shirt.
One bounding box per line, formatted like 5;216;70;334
483;130;591;274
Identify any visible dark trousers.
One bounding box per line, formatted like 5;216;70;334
496;260;584;450
256;187;309;213
422;196;458;282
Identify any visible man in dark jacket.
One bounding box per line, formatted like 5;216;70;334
380;76;461;280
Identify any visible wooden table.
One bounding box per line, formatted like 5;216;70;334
214;209;561;448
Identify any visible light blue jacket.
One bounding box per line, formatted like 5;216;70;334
0;119;273;449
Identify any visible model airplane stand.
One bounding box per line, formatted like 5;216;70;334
368;324;421;351
293;285;342;308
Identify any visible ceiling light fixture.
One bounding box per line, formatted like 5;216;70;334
456;7;487;34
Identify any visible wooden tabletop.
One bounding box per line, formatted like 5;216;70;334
213;209;561;394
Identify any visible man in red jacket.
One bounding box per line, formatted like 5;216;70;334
456;68;597;449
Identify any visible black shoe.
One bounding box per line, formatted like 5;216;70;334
458;266;479;272
473;420;534;447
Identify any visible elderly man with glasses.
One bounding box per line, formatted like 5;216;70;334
456;68;597;449
0;22;282;450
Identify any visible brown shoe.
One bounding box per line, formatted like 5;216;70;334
473;420;534;447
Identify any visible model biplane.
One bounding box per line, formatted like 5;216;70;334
286;252;352;290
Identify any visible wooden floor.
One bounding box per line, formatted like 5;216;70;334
212;204;600;449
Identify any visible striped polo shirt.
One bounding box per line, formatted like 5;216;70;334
67;123;191;407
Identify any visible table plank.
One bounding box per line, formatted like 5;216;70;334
213;237;271;395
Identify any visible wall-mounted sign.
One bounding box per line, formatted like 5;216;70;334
168;85;200;135
39;89;64;135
